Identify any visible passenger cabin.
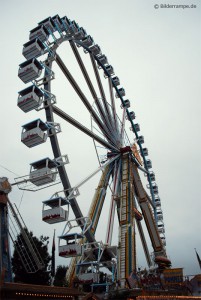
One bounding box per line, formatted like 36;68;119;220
18;58;43;84
112;76;120;86
146;159;152;169
147;183;158;194
149;171;155;182
78;272;99;284
38;17;55;33
157;211;163;220
142;148;148;156
134;123;140;132
59;233;83;257
29;25;49;42
42;197;68;224
60;16;71;32
97;54;108;66
74;27;86;40
158;226;165;234
104;65;114;76
129;111;135;119
29;157;57;186
90;44;101;56
122;99;130;108
155;196;161;206
160;237;166;246
138;135;144;144
76;262;100;283
18;85;43;112
52;15;63;30
21;119;48;148
116;87;125;98
23;39;46;60
69;21;80;36
152;183;158;194
82;35;94;47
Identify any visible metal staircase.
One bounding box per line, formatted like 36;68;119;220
8;199;44;273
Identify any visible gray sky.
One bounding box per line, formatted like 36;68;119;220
0;0;200;277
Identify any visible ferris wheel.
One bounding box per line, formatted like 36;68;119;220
16;15;171;289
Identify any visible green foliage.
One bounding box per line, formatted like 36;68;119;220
53;265;68;287
11;230;51;285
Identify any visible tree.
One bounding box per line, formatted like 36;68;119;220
53;265;68;287
12;230;51;285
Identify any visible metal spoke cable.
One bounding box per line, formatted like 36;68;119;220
90;55;118;143
52;105;119;151
54;52;116;147
108;77;121;143
70;41;116;144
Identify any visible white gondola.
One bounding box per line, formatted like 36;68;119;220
121;99;130;109
155;196;161;206
74;27;87;40
18;58;43;84
112;76;120;86
152;184;158;194
134;123;140;132
38;17;55;33
138;135;144;144
21;119;48;148
142;148;148;156
78;272;99;283
146;159;152;169
155;200;161;207
90;44;101;56
17;85;43;113
82;35;94;47
58;233;83;257
147;183;158;194
116;87;125;98
63;20;79;36
22;39;46;60
97;54;108;66
161;237;166;246
42;197;69;224
60;16;71;32
29;157;57;186
129;111;135;119
157;212;163;220
158;227;165;234
52;14;63;30
149;171;155;181
105;65;114;76
29;25;49;42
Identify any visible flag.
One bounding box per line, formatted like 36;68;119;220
195;249;201;270
51;229;56;277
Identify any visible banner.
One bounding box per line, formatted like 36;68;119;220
163;268;183;285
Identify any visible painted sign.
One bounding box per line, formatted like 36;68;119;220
163;268;183;285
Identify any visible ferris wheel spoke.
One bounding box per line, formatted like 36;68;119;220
67;154;119;201
120;108;127;147
90;55;118;140
55;52;116;145
70;41;114;138
52;105;119;151
108;78;121;142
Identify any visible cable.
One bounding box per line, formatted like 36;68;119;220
0;163;20;177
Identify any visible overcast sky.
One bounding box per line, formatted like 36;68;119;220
0;0;200;277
